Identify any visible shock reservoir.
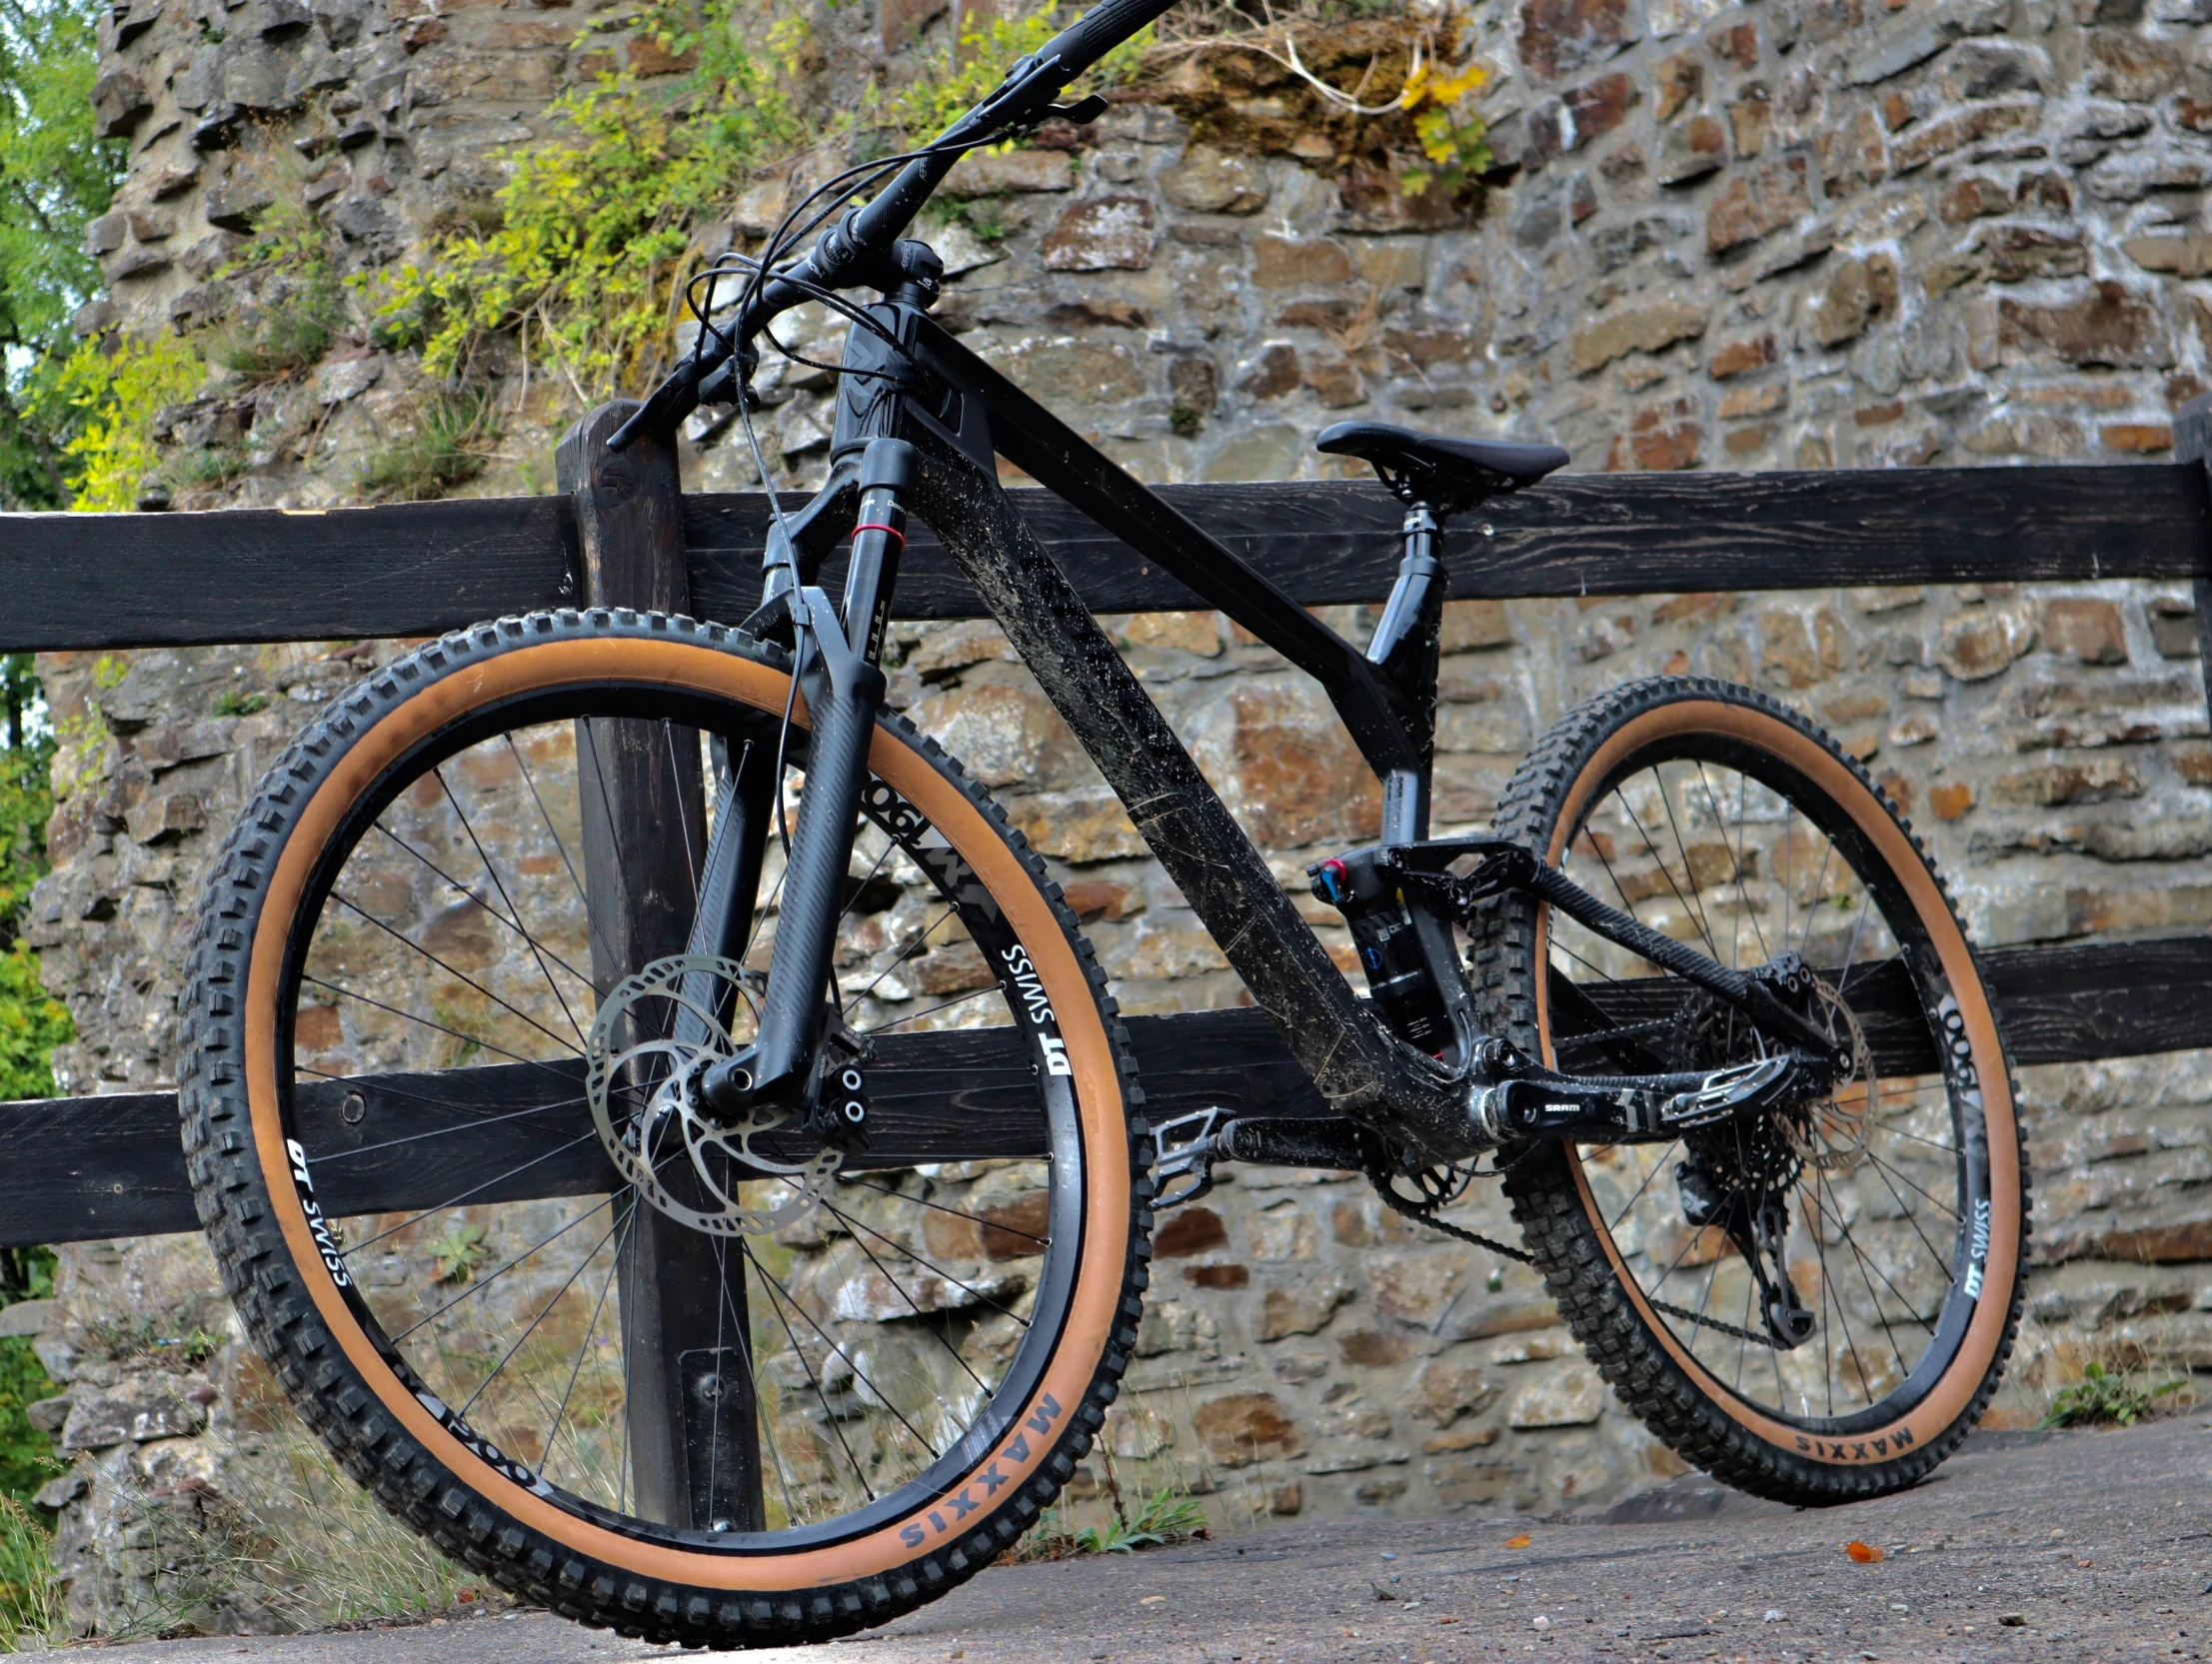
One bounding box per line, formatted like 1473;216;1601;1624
1308;850;1452;1054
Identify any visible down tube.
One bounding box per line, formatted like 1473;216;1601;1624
902;436;1477;1159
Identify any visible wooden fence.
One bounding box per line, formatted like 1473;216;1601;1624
5;399;2212;1247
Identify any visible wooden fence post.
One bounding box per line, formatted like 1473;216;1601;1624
557;402;766;1534
2172;393;2212;730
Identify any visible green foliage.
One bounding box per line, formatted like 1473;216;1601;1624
1014;1481;1207;1560
428;1223;492;1285
0;1494;61;1649
369;0;813;397
30;329;205;513
208;198;344;383
2039;1359;2186;1429
357;386;496;501
0;0;126;509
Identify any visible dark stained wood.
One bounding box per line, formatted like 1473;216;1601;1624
0;462;2206;652
561;402;761;1535
0;496;579;650
683;465;2212;624
6;936;2212;1249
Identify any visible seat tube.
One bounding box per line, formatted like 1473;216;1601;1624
1369;506;1444;843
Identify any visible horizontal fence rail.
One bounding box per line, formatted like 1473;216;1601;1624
3;437;2211;1248
1;464;2207;652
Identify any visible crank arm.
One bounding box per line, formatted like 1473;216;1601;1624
1150;1111;1374;1208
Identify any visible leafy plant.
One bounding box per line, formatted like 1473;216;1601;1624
1014;1480;1207;1560
0;1494;61;1649
209;199;345;383
358;387;497;502
31;330;206;513
1395;45;1489;197
0;0;126;510
2038;1359;2186;1429
429;1222;492;1285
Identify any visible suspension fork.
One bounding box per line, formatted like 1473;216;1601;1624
699;439;915;1118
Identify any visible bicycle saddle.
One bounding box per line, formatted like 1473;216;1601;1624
1315;421;1569;511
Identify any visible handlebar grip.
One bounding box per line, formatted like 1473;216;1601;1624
1040;0;1182;78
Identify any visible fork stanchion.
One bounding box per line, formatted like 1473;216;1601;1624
558;401;768;1534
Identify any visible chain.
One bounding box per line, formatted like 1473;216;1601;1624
1647;1294;1784;1350
1368;1162;1535;1264
1369;1161;1783;1350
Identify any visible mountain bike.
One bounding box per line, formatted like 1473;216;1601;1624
181;0;2027;1644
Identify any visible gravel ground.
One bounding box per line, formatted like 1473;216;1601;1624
35;1414;2212;1664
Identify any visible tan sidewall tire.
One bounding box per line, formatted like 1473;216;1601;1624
1475;677;2028;1504
181;612;1152;1645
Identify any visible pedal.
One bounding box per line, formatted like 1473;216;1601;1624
1151;1107;1232;1210
1659;1055;1792;1128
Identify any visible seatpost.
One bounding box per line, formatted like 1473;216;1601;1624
1366;505;1445;844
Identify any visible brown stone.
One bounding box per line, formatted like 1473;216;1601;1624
1303;356;1366;408
1189;686;1382;846
1653;53;1702;121
1441;600;1514;650
1159;145;1267;214
1251;234;1354;288
1041;196;1154;271
1380;326;1483;368
1339;1328;1411;1366
1191;1391;1306;1465
1152;1206;1228;1258
2092;1220;2212;1262
1004;788;1145;862
2087;29;2181;102
1890;98;2040;173
1983;224;2088;284
1705;155;1811;253
878;0;948;51
91;68;152;139
1999;284;2176;370
2043;599;2130;666
1059;879;1136;922
1927;781;1974;821
944;148;1073;197
1517;0;1636;83
1988;757;2145;807
1711;20;1759;69
1810;253;1898;348
1627;400;1701;471
1368;1249;1470;1327
626;34;697;74
1938;607;2039;681
1182;1262;1250;1288
1422;1425;1500;1453
1255;1278;1354;1340
1657;113;1728;185
1939;175;2011;223
1854;400;1904;427
1568;299;1706;375
1719;383;1785;419
1045;299;1147;330
1564;72;1639;144
1120;611;1222;657
2122;236;2212;278
1729;90;1771;158
1707;334;1775;378
1236;342;1300;400
1409;1356;1495;1425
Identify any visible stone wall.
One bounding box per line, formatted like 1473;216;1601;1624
28;0;2212;1632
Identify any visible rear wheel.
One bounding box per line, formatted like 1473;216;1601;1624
1471;676;2027;1503
180;612;1151;1645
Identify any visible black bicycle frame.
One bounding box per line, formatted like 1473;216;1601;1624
693;291;1837;1165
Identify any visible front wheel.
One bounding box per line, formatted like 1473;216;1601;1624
1470;676;2027;1504
179;611;1152;1645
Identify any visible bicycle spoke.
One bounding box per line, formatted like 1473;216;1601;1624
369;822;598;995
327;892;583;1058
744;1242;879;1503
337;1129;603;1257
456;1206;627;1422
537;1196;634;1480
432;767;593;1046
391;1192;616;1344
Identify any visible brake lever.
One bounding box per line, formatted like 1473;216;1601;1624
1042;93;1108;125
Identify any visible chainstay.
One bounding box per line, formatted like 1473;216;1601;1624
1370;1163;1784;1348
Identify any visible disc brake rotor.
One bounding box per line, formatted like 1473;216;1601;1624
585;953;841;1236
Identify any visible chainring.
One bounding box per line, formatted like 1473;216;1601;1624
585;953;841;1236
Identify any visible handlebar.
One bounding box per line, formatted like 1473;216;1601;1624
609;0;1183;452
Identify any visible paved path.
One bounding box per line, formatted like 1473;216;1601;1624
39;1416;2212;1663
